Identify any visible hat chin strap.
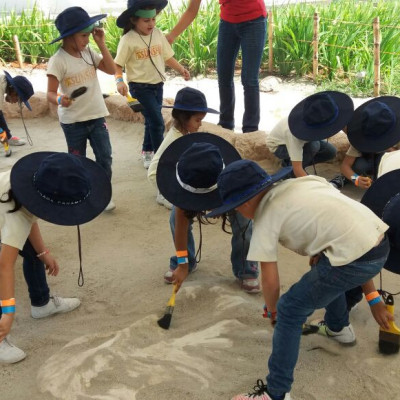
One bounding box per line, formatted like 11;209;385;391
175;163;221;194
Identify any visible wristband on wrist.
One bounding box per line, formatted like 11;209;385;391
368;296;382;306
351;174;359;186
262;305;277;319
57;95;63;105
36;249;49;258
115;77;124;84
0;298;16;314
176;250;188;265
365;290;382;306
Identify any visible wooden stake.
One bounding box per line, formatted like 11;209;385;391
373;17;381;97
13;35;23;69
312;12;320;81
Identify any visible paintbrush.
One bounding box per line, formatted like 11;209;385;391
379;294;400;354
157;285;177;330
126;94;144;112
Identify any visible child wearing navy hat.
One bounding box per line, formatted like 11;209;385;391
47;6;116;211
0;70;34;154
114;0;190;169
0;152;111;364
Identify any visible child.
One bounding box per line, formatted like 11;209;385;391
148;86;219;208
47;6;116;211
114;0;190;169
156;133;266;293
205;159;393;400
0;151;111;363
266;91;354;178
332;96;400;190
0;71;34;153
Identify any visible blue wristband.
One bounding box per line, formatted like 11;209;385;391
368;296;382;306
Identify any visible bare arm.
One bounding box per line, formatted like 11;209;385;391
165;57;190;80
260;261;280;324
341;155;371;189
114;64;128;96
93;28;116;75
47;74;73;108
291;160;307;177
166;0;202;43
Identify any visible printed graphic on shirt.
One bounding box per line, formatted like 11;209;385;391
62;66;97;88
135;45;162;60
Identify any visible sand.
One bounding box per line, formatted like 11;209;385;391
0;69;400;400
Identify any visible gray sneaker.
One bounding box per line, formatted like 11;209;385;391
0;336;26;364
310;319;356;345
31;295;81;319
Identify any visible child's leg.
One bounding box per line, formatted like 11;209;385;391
273;145;291;167
302;140;337;167
0;110;12;139
87;117;113;180
60;121;88;157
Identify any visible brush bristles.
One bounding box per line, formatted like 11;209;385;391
157;313;172;330
379;331;400;354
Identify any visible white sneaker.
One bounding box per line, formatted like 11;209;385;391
8;136;26;146
0;336;26;364
31;295;81;319
104;200;116;212
238;277;261;294
310;319;356;345
142;151;154;169
156;192;173;210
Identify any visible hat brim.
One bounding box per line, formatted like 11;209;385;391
288;91;354;141
157;132;241;211
10;152;112;226
4;71;31;111
206;166;293;218
162;104;219;114
117;0;168;28
49;14;107;44
347;96;400;153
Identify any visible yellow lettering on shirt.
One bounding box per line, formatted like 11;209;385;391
135;45;162;60
63;67;97;88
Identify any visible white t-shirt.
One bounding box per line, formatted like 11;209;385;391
266;117;306;162
47;48;109;124
148;126;183;187
248;175;388;266
0;73;7;111
114;28;174;84
0;171;37;250
378;150;400;178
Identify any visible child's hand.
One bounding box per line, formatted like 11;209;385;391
355;176;372;189
116;81;128;97
171;264;189;291
92;28;105;46
181;68;190;81
370;300;394;330
59;95;72;108
43;254;60;276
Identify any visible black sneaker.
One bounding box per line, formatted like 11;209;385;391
330;174;347;189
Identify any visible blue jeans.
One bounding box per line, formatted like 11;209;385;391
169;207;258;279
353;153;383;181
274;140;337;169
129;82;164;153
60;117;113;180
266;237;389;398
217;16;267;133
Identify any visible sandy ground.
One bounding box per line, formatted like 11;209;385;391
1;71;400;400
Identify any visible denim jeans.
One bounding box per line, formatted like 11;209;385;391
266;237;389;398
169;207;258;279
217;16;267;133
0;239;49;319
274;140;337;169
129;82;164;153
353;153;383;181
60;117;112;180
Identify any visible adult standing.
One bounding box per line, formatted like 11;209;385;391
166;0;267;133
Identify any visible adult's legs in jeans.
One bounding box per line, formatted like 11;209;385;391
266;251;386;398
130;83;164;153
169;207;197;271
87;117;113;180
239;16;267;133
228;211;258;279
217;19;240;131
20;239;50;307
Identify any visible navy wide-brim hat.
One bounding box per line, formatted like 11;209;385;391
347;96;400;153
50;7;107;44
4;71;33;111
11;152;112;226
117;0;168;28
163;87;219;114
361;169;400;274
288;91;354;141
206;160;293;218
157;132;241;211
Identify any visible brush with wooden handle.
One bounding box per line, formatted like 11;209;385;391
157;284;177;330
379;294;400;354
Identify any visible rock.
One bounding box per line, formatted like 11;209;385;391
3;91;49;118
260;76;282;92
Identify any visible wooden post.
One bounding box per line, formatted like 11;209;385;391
373;17;380;97
268;10;274;73
13;35;23;68
312;12;319;81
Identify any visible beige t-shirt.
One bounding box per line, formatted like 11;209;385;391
248;175;388;266
148;126;183;187
266;117;306;162
114;28;174;84
378;150;400;178
0;170;37;250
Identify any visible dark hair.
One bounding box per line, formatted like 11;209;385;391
122;7;161;35
172;109;202;133
0;189;22;213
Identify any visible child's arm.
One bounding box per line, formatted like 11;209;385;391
92;27;116;75
47;74;72;108
165;57;190;81
114;64;128;97
260;261;280;324
291;160;308;178
166;0;202;44
341;155;372;189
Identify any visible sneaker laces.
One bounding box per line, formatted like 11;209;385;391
50;295;62;307
247;379;269;397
